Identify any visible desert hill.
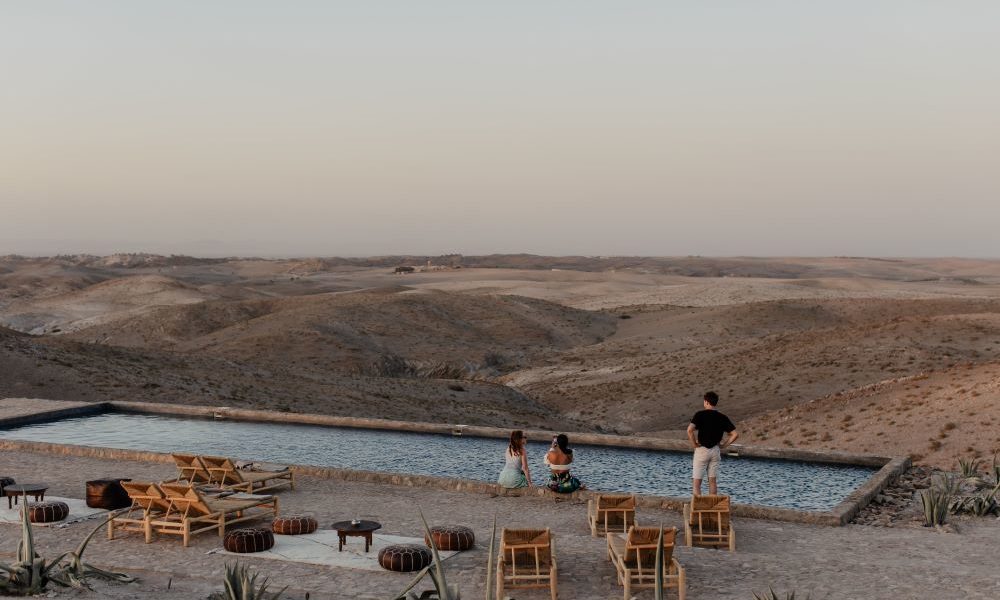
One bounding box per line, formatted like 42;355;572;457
506;298;1000;436
741;361;1000;467
0;275;210;335
2;255;999;461
64;288;616;374
0;327;580;429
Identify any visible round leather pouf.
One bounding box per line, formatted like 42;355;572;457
425;525;475;551
272;515;318;535
28;501;70;524
223;528;275;553
378;544;433;572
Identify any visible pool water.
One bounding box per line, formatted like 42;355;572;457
0;413;875;511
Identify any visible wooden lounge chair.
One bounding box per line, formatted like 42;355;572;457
154;482;279;547
587;494;637;537
496;528;557;600
169;453;214;486
607;526;685;600
683;494;735;551
200;455;295;494
108;481;176;543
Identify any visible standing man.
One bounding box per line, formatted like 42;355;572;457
687;391;739;496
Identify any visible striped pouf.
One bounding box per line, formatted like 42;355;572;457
272;515;318;535
28;501;70;524
224;528;275;553
425;525;475;551
378;544;432;572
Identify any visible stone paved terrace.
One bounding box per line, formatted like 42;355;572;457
0;450;997;599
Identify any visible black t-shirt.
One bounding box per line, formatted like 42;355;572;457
690;409;735;448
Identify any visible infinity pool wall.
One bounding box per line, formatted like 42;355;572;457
1;411;876;512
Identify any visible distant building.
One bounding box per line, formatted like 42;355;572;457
394;266;415;274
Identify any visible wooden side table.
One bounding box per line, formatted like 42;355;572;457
5;484;48;509
331;520;382;552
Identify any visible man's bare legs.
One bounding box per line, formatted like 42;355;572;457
692;478;702;496
708;477;718;495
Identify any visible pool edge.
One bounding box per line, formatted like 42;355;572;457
0;399;908;526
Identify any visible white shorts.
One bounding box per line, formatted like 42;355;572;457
692;446;721;480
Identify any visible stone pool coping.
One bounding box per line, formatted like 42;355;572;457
0;399;911;526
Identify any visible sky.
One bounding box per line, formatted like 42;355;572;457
2;1;999;257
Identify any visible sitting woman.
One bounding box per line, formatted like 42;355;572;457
545;434;583;493
498;430;533;489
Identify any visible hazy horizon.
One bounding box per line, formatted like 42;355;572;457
4;2;999;258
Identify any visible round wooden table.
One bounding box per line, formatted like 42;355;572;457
331;520;381;552
4;484;48;509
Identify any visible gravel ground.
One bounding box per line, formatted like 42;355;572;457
1;450;998;600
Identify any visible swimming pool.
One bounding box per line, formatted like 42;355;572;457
0;412;876;511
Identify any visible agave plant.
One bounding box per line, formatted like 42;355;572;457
957;457;988;489
654;525;665;600
209;562;285;600
950;490;1000;517
921;486;951;526
958;456;982;479
0;506;134;595
485;516;496;600
752;588;809;600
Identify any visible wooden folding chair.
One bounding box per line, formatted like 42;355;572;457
607;526;685;600
683;494;735;551
496;528;557;600
587;494;637;537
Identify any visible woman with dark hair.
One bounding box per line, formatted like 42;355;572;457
497;430;533;488
545;434;583;493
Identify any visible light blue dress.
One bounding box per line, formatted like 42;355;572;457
498;450;529;488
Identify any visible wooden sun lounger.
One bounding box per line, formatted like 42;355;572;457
108;481;176;543
496;528;557;600
683;494;736;551
607;526;685;600
200;455;295;494
155;482;279;547
168;453;214;486
587;494;637;537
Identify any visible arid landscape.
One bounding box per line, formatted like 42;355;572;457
3;254;999;468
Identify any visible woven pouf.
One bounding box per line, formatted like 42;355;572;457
0;477;14;496
378;544;433;572
28;501;70;524
272;515;318;535
425;525;475;551
223;528;275;553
